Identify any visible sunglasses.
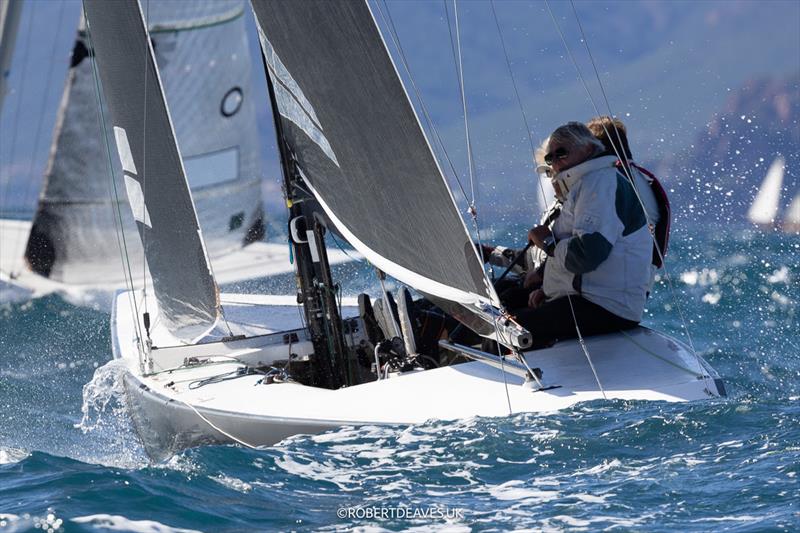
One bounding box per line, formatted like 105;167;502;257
544;147;569;166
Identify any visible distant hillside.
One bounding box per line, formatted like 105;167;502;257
665;73;799;226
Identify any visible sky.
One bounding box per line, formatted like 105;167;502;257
1;0;798;227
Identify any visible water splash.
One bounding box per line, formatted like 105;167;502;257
75;359;147;467
77;359;128;433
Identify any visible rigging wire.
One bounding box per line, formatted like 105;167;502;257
375;0;470;203
566;0;710;391
6;0;69;278
83;4;146;362
139;4;235;340
375;0;512;411
140;0;150;324
489;0;549;211
452;0;477;209
449;0;512;414
548;0;712;392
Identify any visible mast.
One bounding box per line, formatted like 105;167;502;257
263;59;348;390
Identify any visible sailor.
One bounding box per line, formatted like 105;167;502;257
586;116;671;288
516;122;652;348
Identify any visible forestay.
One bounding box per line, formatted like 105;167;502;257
25;0;263;285
250;0;498;308
83;0;218;340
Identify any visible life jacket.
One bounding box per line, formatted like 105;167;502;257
615;160;671;269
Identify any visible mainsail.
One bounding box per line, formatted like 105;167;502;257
82;0;218;338
24;0;263;284
747;156;785;225
250;0;497;308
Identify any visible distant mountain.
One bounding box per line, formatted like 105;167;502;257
665;73;799;226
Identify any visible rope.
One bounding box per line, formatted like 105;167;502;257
178;395;260;450
565;294;607;399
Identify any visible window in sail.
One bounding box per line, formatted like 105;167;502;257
221;86;243;117
183;146;239;189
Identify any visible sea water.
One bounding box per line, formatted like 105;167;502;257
1;229;798;532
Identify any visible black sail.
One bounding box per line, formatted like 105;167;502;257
250;0;497;307
83;0;218;339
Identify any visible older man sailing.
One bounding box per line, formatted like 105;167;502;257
518;122;652;348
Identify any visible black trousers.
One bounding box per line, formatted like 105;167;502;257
512;295;639;349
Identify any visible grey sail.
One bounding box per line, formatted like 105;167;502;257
24;0;263;285
82;0;218;338
250;0;497;307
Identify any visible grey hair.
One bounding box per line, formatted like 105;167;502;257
548;121;604;156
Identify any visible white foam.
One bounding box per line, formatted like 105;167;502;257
574;493;610;503
690;515;762;523
0;447;29;465
72;514;202;533
680;268;719;286
211;474;252;493
766;266;790;283
487;480;560;502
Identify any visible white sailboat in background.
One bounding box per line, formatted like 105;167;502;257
747;156;785;227
746;155;798;233
784;193;800;234
82;0;724;460
0;0;351;307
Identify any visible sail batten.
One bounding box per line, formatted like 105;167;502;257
82;0;218;339
251;0;497;307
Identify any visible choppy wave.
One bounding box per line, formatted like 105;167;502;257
1;232;798;531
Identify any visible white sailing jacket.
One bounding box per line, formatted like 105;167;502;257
543;155;652;321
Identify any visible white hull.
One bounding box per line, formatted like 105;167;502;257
112;291;725;461
0;218;356;307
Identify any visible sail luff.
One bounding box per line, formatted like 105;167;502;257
364;2;501;307
747;156;785;225
83;0;219;340
250;0;498;308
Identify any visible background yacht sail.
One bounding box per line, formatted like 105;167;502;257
24;0;263;285
250;0;496;307
746;156;784;226
82;0;218;338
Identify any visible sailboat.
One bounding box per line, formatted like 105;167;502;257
746;155;798;233
83;0;724;460
747;156;784;227
784;193;800;234
0;0;351;306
